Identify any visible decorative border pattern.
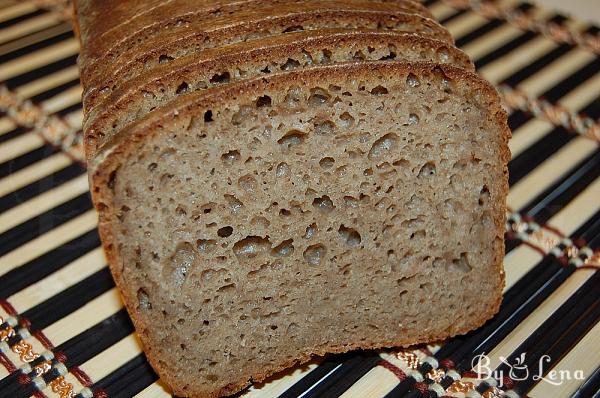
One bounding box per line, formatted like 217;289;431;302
0;300;94;398
0;86;85;163
499;84;600;143
441;0;600;55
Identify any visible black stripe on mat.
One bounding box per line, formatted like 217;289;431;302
30;78;81;104
522;150;600;222
0;9;45;30
56;102;83;118
0;229;100;298
0;30;73;65
455;18;505;48
439;9;468;25
0;144;57;179
0;162;85;213
277;358;345;398
501;43;574;87
543;57;600;103
58;308;134;369
571;364;600;398
92;354;159;398
4;54;77;89
0;192;93;256
0;125;27;145
21;267;114;331
509;95;600;186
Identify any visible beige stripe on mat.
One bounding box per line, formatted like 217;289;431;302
508;137;598;211
0;209;97;276
15;65;80;100
529;321;600;398
8;248;105;313
0;1;37;24
0;173;88;234
0;152;73;197
78;333;144;381
0;12;62;45
481;268;597;370
0;131;45;164
42;288;122;345
0;38;78;81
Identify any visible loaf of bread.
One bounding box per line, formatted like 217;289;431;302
74;2;509;397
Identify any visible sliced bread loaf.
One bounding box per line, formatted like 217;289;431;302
90;62;509;398
84;30;473;158
81;4;451;112
77;0;432;80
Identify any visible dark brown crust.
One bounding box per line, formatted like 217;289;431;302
90;61;509;398
83;29;474;159
79;4;452;106
75;0;432;70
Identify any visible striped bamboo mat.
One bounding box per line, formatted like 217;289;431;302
0;0;599;397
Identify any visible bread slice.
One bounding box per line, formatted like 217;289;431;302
81;4;451;112
76;0;432;79
90;62;509;398
84;29;473;158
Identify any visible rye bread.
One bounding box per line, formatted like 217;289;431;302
76;0;432;78
81;4;451;112
90;61;509;398
83;29;473;159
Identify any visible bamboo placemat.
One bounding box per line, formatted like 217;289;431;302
0;0;599;397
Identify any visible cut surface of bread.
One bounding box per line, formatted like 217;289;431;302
77;0;432;77
82;5;450;111
84;30;473;159
90;62;508;398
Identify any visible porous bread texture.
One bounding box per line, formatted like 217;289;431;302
78;0;432;78
82;5;450;112
91;62;509;398
84;29;474;159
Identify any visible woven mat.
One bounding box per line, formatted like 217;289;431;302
0;0;599;397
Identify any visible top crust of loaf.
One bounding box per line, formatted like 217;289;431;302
90;61;509;397
75;0;430;66
82;30;474;159
80;4;450;99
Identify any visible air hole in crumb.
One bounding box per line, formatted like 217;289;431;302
479;185;490;205
368;133;398;160
209;71;230;84
221;150;240;164
370;85;388;95
233;236;271;260
303;244;326;265
176;81;189;94
339;112;355;128
449;253;472;273
224;194;243;213
158;54;174;63
217;226;233;237
282;25;303;33
271;239;294;257
304;223;317;239
338;225;361;247
197;239;217;253
319;157;335;169
231;105;255;126
281;58;301;70
137;288;151;310
314;120;335;135
204;110;213;123
279;208;291;216
408;113;420;125
276;162;290;177
406;73;420;87
166;242;195;287
256;95;272;108
277;130;306;150
308;88;330;106
343;196;359;208
147;162;157;172
312;195;334;213
203;320;210;325
418;162;436;178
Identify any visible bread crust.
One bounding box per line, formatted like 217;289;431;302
75;0;431;67
90;61;509;398
79;4;451;109
83;29;474;159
